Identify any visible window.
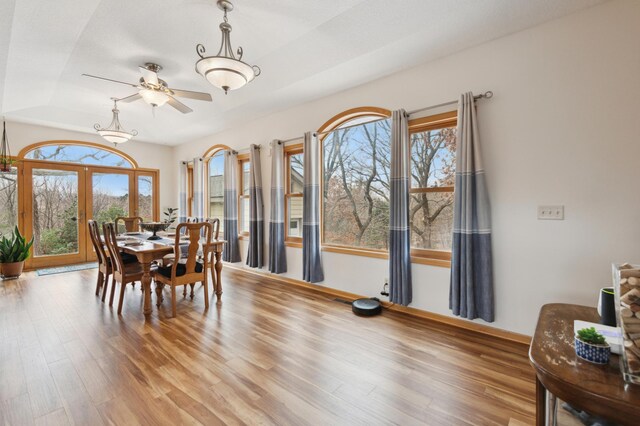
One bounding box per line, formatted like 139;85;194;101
409;111;457;263
0;167;18;238
285;145;303;244
136;173;155;222
321;108;391;252
208;150;225;233
23;142;135;168
238;156;250;235
187;164;194;216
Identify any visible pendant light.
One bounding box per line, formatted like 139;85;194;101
195;0;261;94
94;98;138;145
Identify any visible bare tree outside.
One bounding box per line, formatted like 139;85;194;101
0;168;18;237
322;116;457;252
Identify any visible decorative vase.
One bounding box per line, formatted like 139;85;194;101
0;261;24;278
575;336;611;364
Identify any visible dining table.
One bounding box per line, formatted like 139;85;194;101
115;232;226;315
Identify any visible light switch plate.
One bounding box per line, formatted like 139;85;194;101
538;205;564;220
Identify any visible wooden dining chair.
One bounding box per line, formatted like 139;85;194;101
115;216;143;234
153;221;213;318
103;222;148;314
87;220;112;302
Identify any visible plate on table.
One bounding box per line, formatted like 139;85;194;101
123;241;144;246
125;232;142;235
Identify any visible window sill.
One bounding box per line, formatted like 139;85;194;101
321;245;450;268
285;240;302;248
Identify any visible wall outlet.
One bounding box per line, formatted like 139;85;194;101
537;205;564;220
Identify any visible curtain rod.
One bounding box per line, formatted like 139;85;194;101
227;143;261;155
407;91;493;116
274;90;493;142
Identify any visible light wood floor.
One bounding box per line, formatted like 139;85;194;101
0;267;540;425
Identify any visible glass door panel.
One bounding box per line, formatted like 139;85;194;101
136;173;155;221
0;167;18;238
89;171;133;233
24;163;87;268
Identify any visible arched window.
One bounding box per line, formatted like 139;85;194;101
204;144;230;231
318;107;392;253
20;141;137;168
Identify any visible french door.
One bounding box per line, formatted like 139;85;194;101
22;161;158;268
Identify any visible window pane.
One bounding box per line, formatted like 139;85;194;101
0;168;18;238
410;191;454;250
25;145;133;168
287;197;303;238
137;175;154;221
240;196;250;233
32;169;79;256
242;161;250;195
410;126;456;188
323;118;391;250
92;173;129;233
289;153;304;193
208;151;225;232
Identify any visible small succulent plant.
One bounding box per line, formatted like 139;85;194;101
577;327;607;345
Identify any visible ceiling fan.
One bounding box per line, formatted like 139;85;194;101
82;63;212;114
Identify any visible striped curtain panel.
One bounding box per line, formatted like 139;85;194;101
389;109;413;306
192;157;205;221
450;92;494;322
268;140;287;273
223;150;241;262
246;144;264;268
178;161;188;223
302;132;324;283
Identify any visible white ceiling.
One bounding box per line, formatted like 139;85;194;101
0;0;604;145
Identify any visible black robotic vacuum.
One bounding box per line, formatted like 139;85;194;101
352;298;382;316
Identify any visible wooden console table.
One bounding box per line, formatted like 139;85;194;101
529;303;640;426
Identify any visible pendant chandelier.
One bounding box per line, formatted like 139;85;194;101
0;120;13;173
195;0;261;94
94;99;138;145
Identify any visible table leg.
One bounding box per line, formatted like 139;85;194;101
141;261;153;315
535;376;545;426
546;388;557;426
155;282;164;307
215;250;223;298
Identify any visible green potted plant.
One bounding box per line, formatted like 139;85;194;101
0;157;14;173
575;327;611;365
163;207;179;227
0;226;34;279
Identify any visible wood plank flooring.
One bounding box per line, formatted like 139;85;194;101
1;267;540;425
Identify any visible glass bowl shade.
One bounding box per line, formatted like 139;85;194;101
97;130;134;144
140;89;169;107
195;56;256;91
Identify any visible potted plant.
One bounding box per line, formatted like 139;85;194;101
0;157;14;173
575;327;611;365
163;207;179;227
0;226;34;279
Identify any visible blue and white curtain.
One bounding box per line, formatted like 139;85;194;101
302;132;324;283
389;109;412;306
223;150;241;262
192;157;205;221
450;92;494;322
268;140;287;273
246;144;264;268
178;161;188;223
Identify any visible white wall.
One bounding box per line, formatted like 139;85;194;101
5;120;176;213
173;0;640;335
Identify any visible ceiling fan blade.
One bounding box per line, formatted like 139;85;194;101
171;89;212;102
117;93;142;103
139;66;159;86
82;74;138;88
167;95;193;114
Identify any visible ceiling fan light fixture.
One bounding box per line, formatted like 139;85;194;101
195;0;260;94
140;88;170;107
94;99;138;145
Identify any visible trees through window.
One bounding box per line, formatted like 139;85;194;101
285;147;303;242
